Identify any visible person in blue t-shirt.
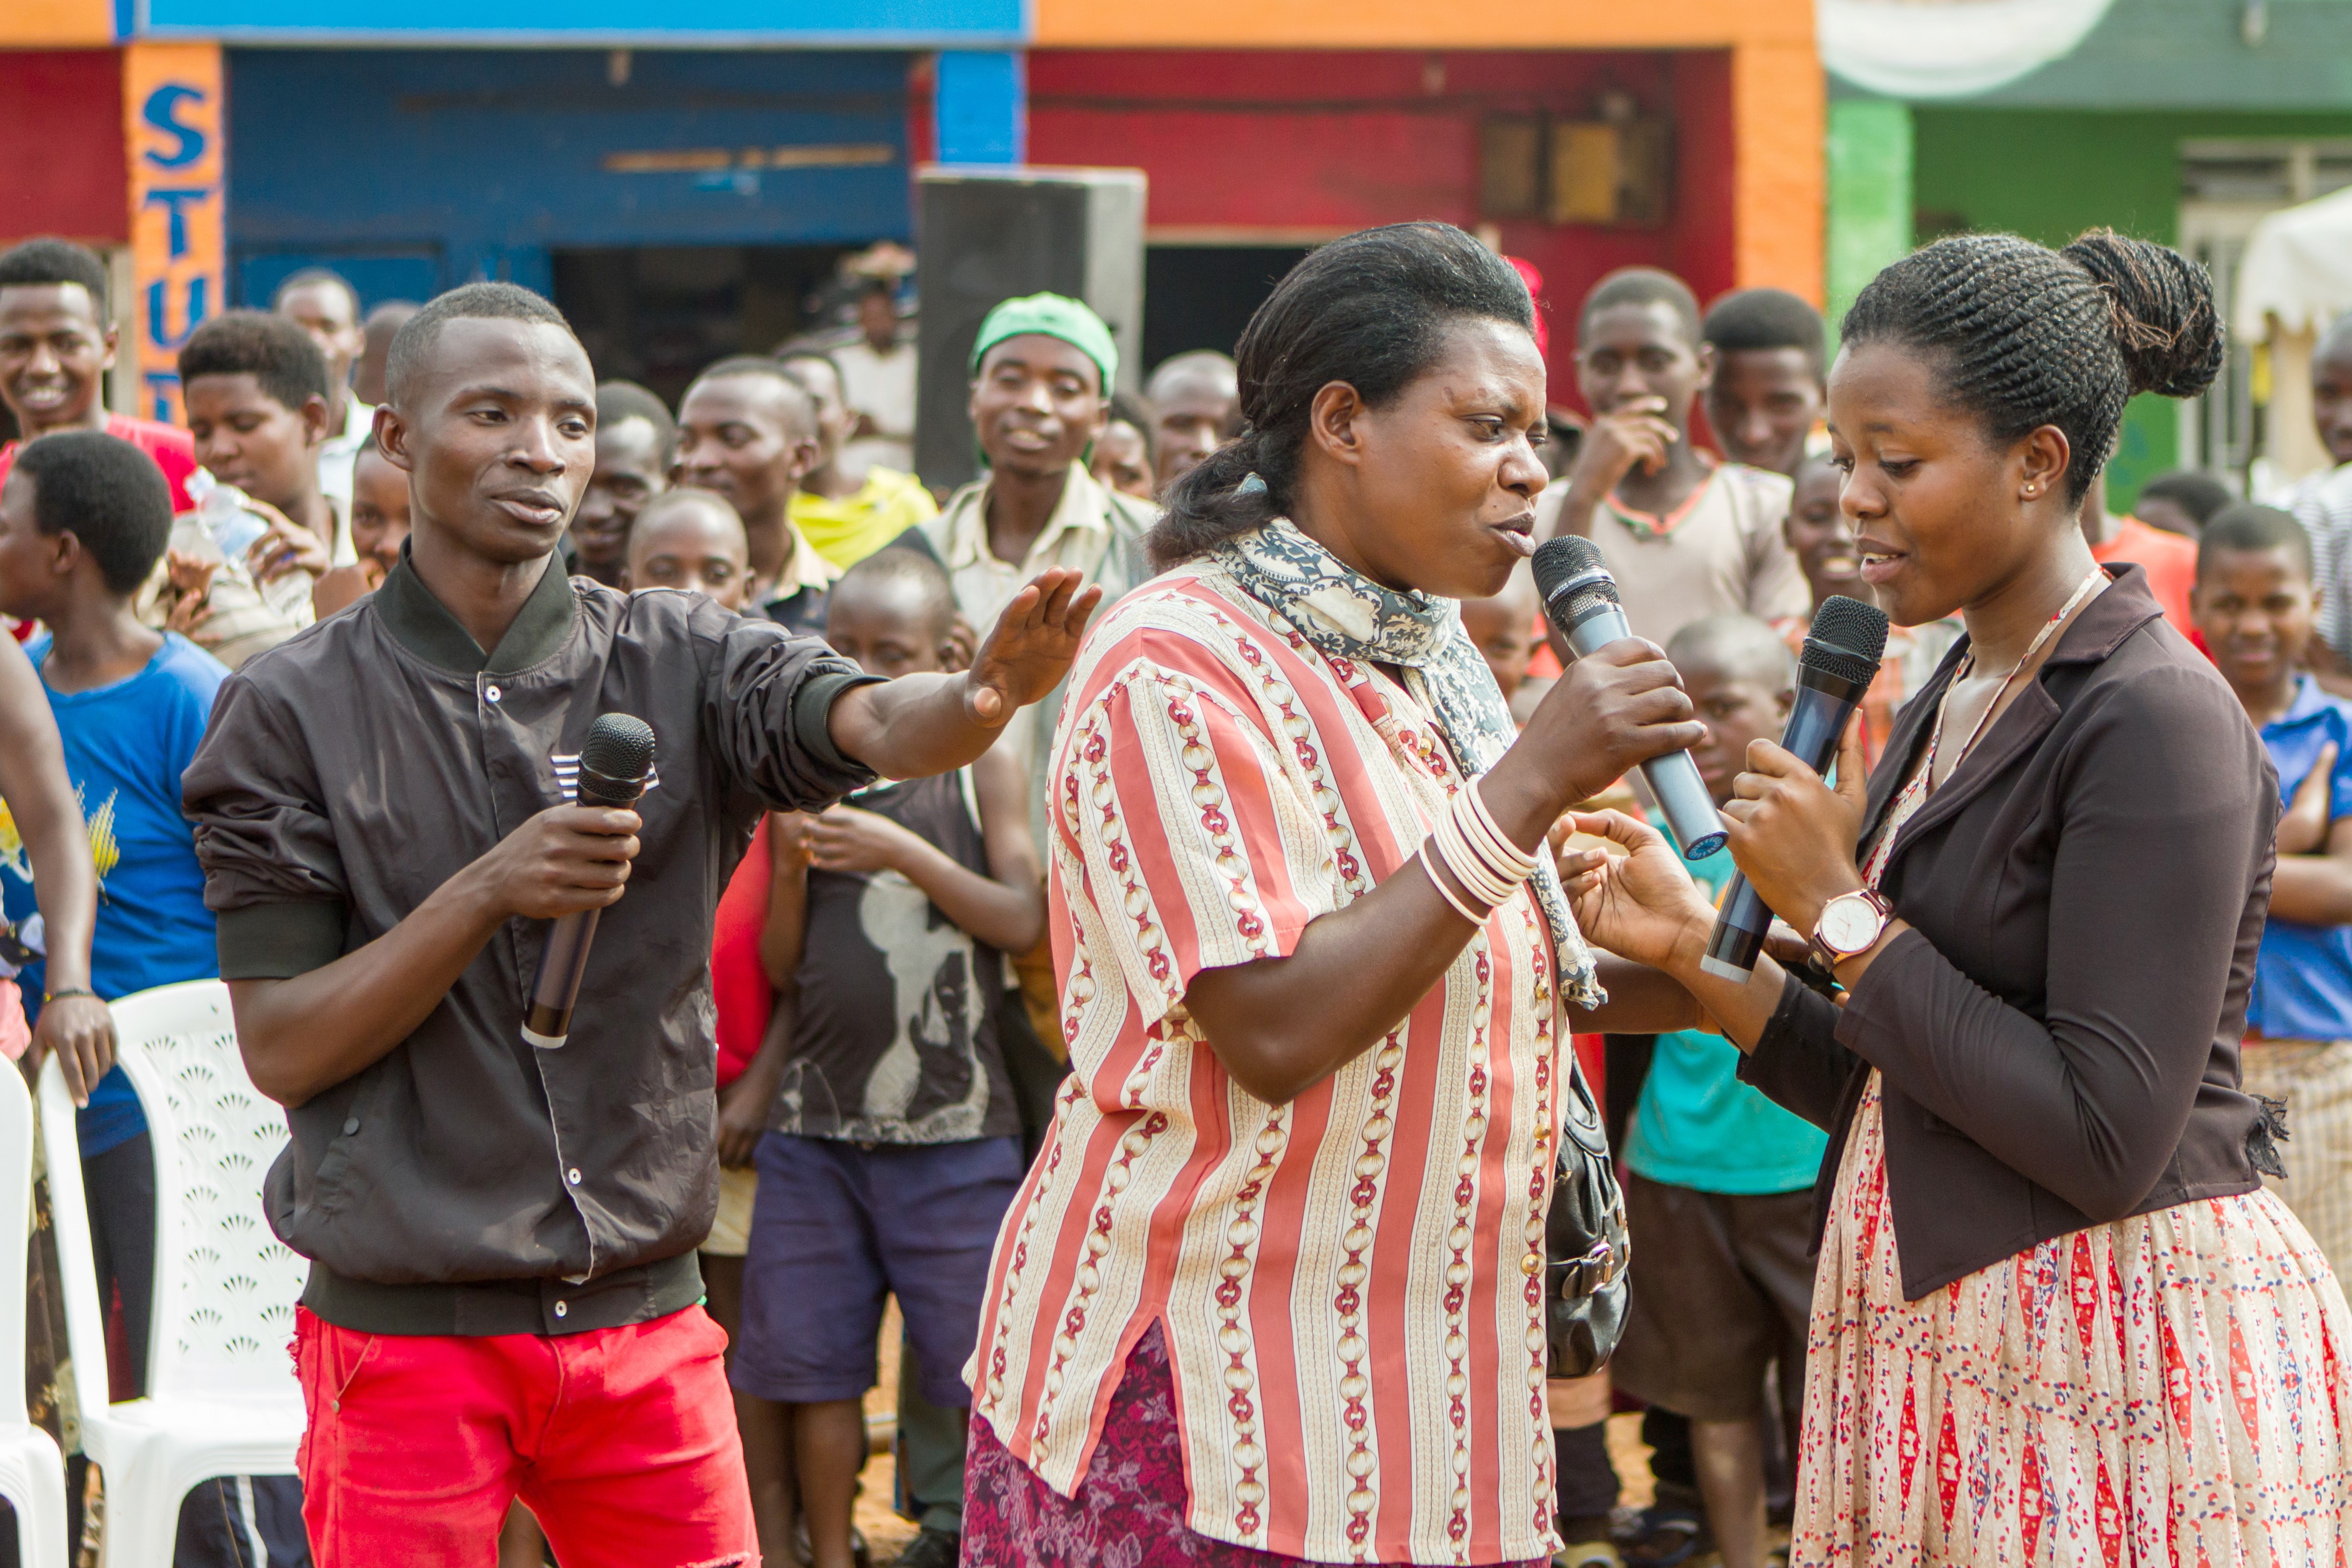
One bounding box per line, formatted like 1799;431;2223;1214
0;431;228;1407
1611;613;1828;1568
2194;503;2352;1281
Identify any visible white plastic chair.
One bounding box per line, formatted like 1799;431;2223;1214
0;1058;68;1566
37;980;305;1567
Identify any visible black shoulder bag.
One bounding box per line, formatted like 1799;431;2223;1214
1546;1051;1630;1378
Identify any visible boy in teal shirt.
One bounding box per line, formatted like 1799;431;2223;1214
1613;613;1825;1568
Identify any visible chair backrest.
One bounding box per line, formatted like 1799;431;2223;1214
0;1060;31;1423
38;981;303;1407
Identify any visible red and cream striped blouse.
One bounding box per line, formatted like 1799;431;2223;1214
966;559;1567;1565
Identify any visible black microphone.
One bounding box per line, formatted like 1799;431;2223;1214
1699;595;1891;982
1532;535;1727;862
522;712;657;1049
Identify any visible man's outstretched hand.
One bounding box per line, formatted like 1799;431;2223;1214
828;567;1107;784
963;568;1105;727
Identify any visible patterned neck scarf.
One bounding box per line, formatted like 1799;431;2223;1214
1213;517;1603;1010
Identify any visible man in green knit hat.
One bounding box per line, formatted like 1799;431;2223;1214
880;291;1153;1568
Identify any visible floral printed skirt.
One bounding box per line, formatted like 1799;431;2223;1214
963;1320;1550;1568
1795;1071;2352;1566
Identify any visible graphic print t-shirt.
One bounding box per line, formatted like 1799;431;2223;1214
2;632;228;1152
768;770;1018;1145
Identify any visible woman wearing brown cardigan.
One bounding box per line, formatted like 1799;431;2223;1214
1567;231;2352;1563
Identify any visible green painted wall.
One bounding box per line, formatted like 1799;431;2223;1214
1912;106;2352;506
1827;100;1914;351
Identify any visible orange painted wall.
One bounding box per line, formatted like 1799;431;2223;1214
1;0;113;46
1033;0;1821;303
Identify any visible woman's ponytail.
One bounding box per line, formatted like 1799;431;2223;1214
1147;432;1281;572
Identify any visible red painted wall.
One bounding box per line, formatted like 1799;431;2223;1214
1027;48;1739;412
0;50;126;245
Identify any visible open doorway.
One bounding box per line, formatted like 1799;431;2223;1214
553;244;860;408
1141;245;1312;377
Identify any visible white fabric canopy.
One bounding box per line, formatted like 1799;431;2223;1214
1820;0;2121;99
2233;185;2352;341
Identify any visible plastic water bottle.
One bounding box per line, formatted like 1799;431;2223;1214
183;468;271;563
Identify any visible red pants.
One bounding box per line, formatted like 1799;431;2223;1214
292;1304;757;1567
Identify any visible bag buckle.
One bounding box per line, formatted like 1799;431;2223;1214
1556;1237;1622;1300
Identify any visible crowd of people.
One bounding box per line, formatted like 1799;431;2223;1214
0;207;2348;1568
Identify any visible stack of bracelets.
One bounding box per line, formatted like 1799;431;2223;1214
1422;780;1538;925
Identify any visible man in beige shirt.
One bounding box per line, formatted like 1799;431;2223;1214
1540;267;1808;648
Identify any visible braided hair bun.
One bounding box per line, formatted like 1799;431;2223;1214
1841;230;2223;505
2060;230;2226;400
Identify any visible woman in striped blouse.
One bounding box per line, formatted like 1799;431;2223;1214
959;223;1708;1566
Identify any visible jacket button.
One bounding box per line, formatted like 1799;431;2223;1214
553;1301;568;1319
567;1167;581;1185
485;684;503;703
342;1118;359;1136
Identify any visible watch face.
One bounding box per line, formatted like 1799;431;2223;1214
1820;896;1881;954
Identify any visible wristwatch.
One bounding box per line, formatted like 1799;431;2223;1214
1809;888;1894;970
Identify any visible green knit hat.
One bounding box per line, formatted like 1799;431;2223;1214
968;292;1117;394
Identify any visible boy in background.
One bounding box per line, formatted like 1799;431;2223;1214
272;268;371;551
677;357;838;636
1698;289;1825;480
735;547;1041;1568
569;380;674;589
1091;392;1157;503
170;311;336;666
779;349;936;570
1457;562;1543;722
1541;268;1808;649
1611;613;1825;1568
0;238;200;514
310;432;410;618
2192;502;2352;1277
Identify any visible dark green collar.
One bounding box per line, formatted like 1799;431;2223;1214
376;543;578;676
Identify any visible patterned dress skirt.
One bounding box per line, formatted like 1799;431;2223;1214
963;1321;1551;1568
1794;1071;2352;1566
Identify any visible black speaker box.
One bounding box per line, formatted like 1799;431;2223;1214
914;165;1147;492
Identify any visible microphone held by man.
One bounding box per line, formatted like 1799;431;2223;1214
523;711;658;1048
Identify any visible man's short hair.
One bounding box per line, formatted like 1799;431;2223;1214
1578;267;1701;348
386;283;577;407
179;310;332;412
834;545;957;639
685;355;818;434
2199;502;2315;581
1145;349;1238;405
596;380;677;463
0;237;110;316
13;431;173;594
1701;288;1826;375
272;266;362;324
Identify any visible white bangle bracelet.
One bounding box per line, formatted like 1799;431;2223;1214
1420;840;1496;926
